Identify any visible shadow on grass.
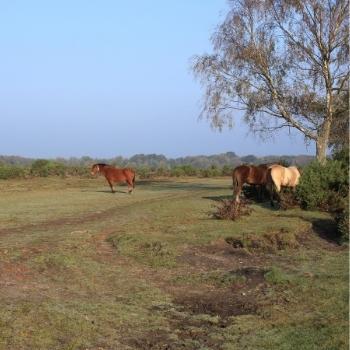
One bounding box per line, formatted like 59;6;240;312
278;212;340;245
202;195;233;202
81;189;129;194
203;195;278;213
135;179;230;192
311;218;340;244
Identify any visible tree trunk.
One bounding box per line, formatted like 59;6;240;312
316;136;327;164
316;118;332;165
316;61;334;165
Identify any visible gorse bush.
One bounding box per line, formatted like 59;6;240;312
296;151;349;243
296;160;348;210
334;199;349;243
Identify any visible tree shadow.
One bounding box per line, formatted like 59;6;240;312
277;212;340;245
310;218;340;244
202;195;233;202
136;179;230;191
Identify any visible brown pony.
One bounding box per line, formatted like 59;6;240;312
91;163;136;193
267;165;301;206
232;164;273;203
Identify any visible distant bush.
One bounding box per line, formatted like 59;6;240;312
200;165;221;178
30;159;67;177
221;165;233;176
0;165;25;179
137;166;153;179
155;167;170;177
179;165;198;176
170;167;186;177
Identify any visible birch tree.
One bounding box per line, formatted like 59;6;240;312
193;0;349;163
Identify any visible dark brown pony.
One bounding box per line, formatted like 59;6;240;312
91;163;135;193
232;164;273;203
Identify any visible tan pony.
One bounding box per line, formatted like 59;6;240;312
267;165;301;206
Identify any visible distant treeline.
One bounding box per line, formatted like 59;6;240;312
0;152;314;180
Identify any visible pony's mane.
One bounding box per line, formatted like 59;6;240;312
93;163;109;167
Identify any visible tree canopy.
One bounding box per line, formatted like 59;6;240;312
193;0;349;162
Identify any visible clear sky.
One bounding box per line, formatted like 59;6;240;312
0;0;314;159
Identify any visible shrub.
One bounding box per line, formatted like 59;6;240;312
0;165;25;179
170;166;186;177
30;159;67;177
155;167;170;177
211;199;252;221
222;165;233;176
180;165;198;176
334;197;349;243
136;166;152;179
296;160;348;210
30;159;51;177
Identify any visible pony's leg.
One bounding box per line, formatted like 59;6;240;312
126;180;133;194
257;185;262;201
234;184;242;203
107;180;115;193
273;184;282;208
267;182;275;207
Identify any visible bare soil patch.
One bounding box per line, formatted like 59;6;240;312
173;267;266;318
177;238;266;272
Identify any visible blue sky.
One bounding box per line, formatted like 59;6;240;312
0;0;314;158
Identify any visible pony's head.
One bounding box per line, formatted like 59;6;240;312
90;164;100;176
91;163;109;176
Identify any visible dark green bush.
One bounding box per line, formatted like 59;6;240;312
296;160;348;210
334;199;349;243
296;152;349;243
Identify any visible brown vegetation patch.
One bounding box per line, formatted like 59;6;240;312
211;199;252;220
278;189;300;210
125;321;225;350
225;228;303;253
176;251;229;270
125;329;177;350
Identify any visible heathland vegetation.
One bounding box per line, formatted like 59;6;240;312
0;152;314;180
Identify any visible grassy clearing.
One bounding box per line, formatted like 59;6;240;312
0;177;348;349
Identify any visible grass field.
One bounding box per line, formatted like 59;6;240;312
0;176;348;350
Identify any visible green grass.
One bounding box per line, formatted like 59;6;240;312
0;177;348;349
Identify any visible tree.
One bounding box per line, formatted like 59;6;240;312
329;90;349;152
192;0;349;163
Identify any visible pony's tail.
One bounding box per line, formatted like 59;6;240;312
266;168;275;206
232;170;238;199
132;171;136;188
